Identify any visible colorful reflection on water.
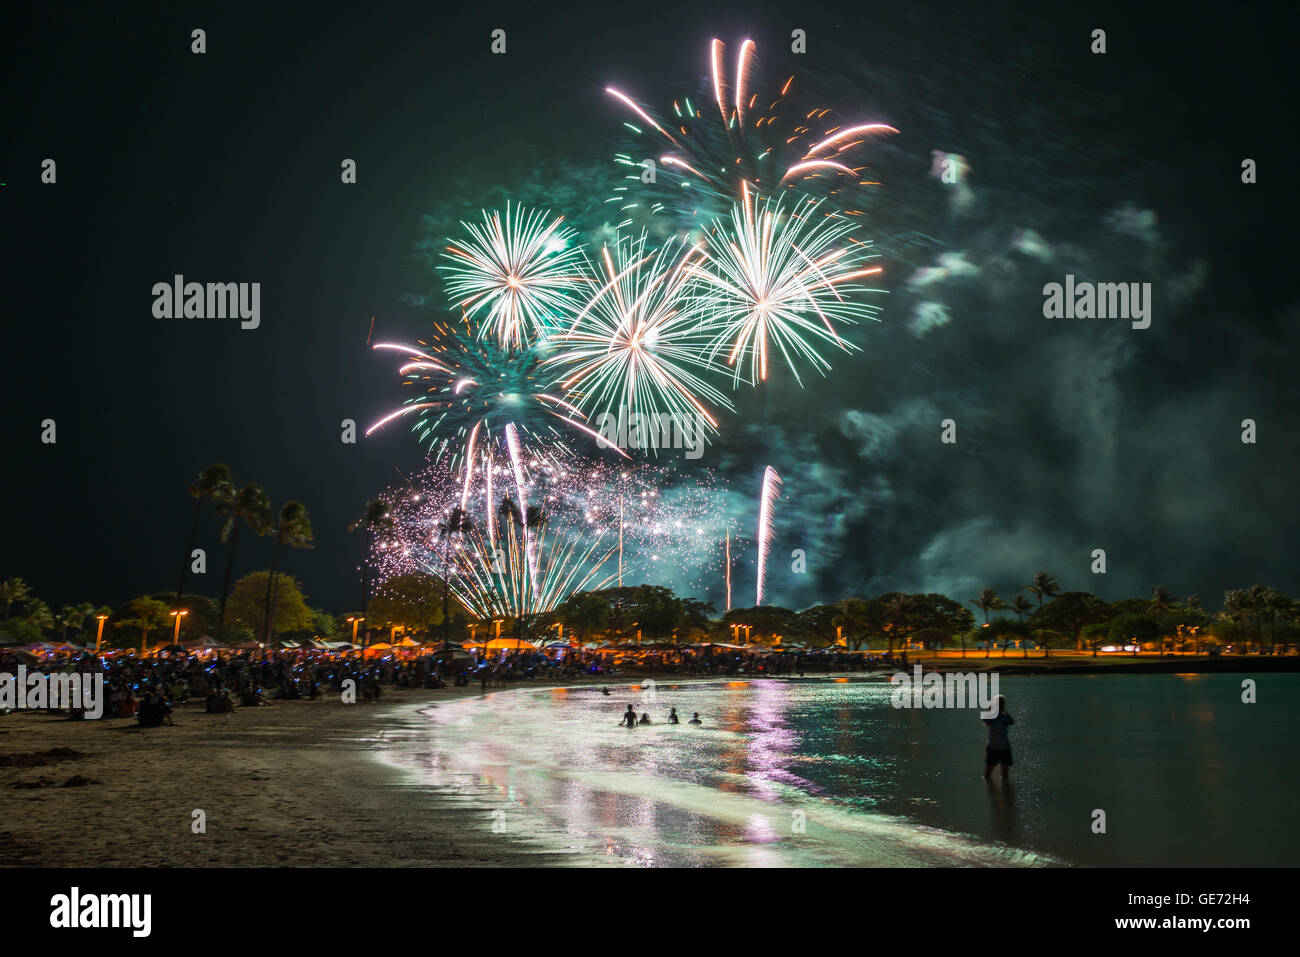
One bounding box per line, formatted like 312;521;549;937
372;674;1299;867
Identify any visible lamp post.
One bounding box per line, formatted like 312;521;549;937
95;614;108;655
165;609;188;657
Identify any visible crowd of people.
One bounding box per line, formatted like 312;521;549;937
0;642;897;729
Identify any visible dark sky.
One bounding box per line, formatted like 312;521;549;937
4;1;1297;615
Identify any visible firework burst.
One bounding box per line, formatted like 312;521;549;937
368;455;739;608
607;37;897;228
365;317;612;472
544;231;735;441
440;203;591;349
688;183;884;386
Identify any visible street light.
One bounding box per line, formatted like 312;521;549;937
166;609;188;656
346;616;365;657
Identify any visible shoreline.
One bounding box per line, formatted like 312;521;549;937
0;664;1291;867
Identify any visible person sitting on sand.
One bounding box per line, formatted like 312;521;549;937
668;707;679;724
689;712;702;725
982;694;1015;780
137;692;174;728
622;704;637;727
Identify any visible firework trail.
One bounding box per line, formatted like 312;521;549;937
440;518;620;623
504;422;541;599
725;529;731;611
756;465;782;606
440;203;591;349
545;231;734;443
606;37;897;229
687;183;885;386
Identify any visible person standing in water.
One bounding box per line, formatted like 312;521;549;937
688;712;702;725
622;704;637;727
982;695;1014;780
668;707;679;724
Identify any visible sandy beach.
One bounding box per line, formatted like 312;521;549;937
0;678;631;868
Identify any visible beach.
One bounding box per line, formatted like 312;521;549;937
0;679;620;868
4;657;1295;868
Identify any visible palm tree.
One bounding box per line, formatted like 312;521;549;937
1222;589;1250;654
1075;594;1108;655
262;501;315;643
1004;593;1032;658
1148;586;1174;651
1184;595;1203;655
970;588;1008;658
56;602;96;644
1260;587;1286;654
216;482;272;640
179;464;234;604
1148;585;1173;617
1246;584;1270;654
1023;572;1061;657
2;577;31;620
496;498;547;646
437;507;474;645
25;598;54;635
349;498;395;650
1010;593;1033;621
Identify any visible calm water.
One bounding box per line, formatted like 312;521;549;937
373;674;1299;866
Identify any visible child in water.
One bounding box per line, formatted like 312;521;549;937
668;707;679;724
638;712;651;725
689;712;702;725
622;704;637;727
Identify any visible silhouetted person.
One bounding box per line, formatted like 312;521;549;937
668;707;679;724
982;695;1014;780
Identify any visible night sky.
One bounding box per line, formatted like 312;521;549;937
5;1;1296;615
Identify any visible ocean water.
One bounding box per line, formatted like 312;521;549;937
372;674;1299;867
